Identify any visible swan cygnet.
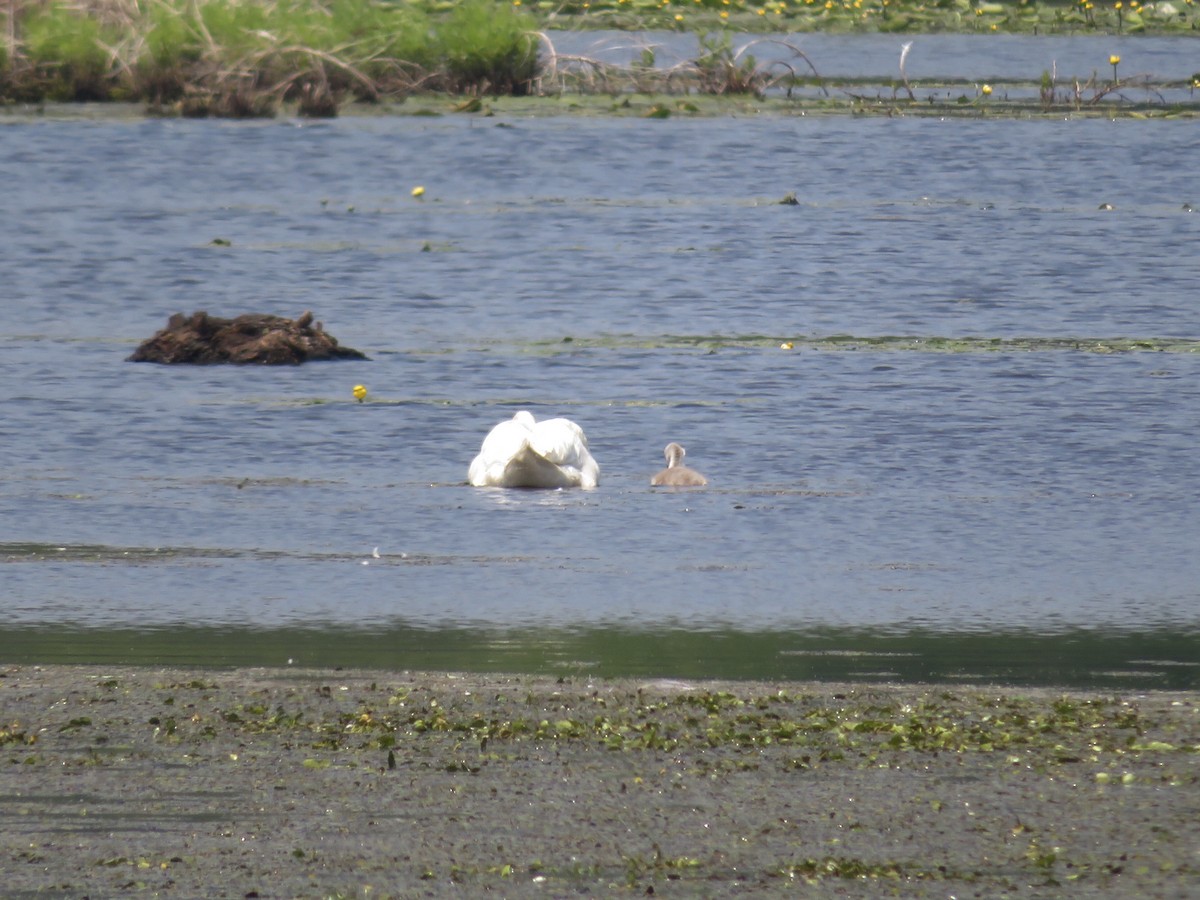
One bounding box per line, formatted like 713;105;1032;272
651;442;708;487
468;410;600;489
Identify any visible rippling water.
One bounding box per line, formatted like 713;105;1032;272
2;87;1198;685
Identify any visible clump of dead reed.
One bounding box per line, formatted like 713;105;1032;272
536;30;823;100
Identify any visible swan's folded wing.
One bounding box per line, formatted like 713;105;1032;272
532;418;599;487
529;417;587;464
469;418;535;486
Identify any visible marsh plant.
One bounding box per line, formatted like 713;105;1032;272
437;0;540;96
538;30;822;99
0;0;539;114
2;0;1194;116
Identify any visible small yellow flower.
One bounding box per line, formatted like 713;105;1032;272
353;384;368;402
411;185;425;198
675;12;684;19
780;342;794;350
720;8;729;15
981;83;992;95
1113;0;1121;7
1109;54;1121;65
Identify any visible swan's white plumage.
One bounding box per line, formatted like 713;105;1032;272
468;411;600;488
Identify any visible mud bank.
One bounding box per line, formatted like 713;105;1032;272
2;666;1197;897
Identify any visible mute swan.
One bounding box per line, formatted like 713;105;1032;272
468;410;600;489
651;442;707;487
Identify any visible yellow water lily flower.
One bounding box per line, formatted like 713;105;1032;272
353;384;368;402
1109;54;1121;65
411;186;425;198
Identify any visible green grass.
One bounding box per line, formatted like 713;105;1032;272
12;3;118;101
1;0;539;113
438;0;541;94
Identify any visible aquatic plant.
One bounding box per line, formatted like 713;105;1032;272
690;31;795;95
435;0;540;95
12;2;118;101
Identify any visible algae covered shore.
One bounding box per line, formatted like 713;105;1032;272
2;665;1198;897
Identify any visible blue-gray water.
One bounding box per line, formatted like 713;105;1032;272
547;30;1200;81
3;46;1199;686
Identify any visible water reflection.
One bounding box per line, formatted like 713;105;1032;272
1;624;1196;690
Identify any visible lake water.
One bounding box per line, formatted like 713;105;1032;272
2;53;1199;686
547;30;1200;82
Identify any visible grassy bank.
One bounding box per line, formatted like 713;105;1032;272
1;0;1198;115
0;0;541;113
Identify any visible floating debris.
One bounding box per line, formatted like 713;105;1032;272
128;310;368;365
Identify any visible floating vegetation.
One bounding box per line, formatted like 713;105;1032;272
536;0;1200;35
0;540;536;568
486;333;1200;356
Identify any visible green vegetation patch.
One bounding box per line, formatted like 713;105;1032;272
1;0;538;112
142;676;1197;766
3;0;1198;116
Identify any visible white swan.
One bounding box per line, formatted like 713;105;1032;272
651;442;708;487
468;410;600;488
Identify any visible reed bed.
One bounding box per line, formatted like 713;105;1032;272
2;0;1197;116
0;0;541;114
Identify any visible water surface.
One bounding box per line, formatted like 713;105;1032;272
2;104;1198;687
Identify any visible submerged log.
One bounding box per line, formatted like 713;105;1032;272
128;311;368;364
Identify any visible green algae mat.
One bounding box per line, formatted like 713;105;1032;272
3;665;1197;896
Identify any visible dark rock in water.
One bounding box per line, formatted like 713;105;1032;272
128;310;368;364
